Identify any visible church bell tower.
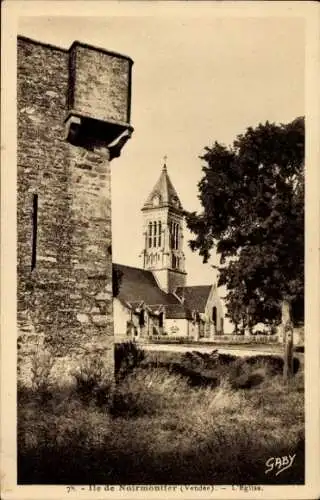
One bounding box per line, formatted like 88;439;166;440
141;159;187;294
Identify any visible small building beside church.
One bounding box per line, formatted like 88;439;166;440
113;162;224;342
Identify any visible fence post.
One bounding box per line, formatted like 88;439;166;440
282;300;294;382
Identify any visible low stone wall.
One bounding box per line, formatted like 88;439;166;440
201;335;280;344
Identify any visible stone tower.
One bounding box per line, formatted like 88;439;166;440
17;36;133;385
141;161;187;293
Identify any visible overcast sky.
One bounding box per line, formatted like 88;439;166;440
18;9;305;316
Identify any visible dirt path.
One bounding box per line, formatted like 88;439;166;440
140;342;284;357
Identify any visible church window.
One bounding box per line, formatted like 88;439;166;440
170;221;174;249
31;193;38;271
170;222;180;250
158;221;162;247
159;312;164;328
153;221;157;247
148;222;152;248
139;309;145;327
212;307;217;326
175;224;179;250
152;195;160;207
172;255;176;269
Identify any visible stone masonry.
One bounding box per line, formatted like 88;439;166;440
17;36;133;385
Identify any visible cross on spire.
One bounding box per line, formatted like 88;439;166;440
163;155;167;171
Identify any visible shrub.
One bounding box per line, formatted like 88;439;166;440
114;341;145;381
231;368;266;389
29;349;55;402
71;356;113;407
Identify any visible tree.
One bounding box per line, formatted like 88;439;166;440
186;117;304;331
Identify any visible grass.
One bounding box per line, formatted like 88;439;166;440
18;349;304;485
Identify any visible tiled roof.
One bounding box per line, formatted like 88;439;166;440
113;264;212;319
176;285;212;313
142;165;183;211
164;303;193;320
113;263;179;307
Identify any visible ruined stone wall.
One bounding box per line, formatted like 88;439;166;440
17;37;132;386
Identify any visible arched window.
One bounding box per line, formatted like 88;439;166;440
172;255;176;269
158;221;162;247
212;307;217;327
170;222;179;250
139;309;145;327
175;224;179;250
153;221;157;247
159;312;164;328
148;222;152;248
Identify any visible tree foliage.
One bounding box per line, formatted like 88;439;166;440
186;117;304;329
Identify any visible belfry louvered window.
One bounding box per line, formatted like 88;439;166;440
153;221;157;247
170;222;180;250
175;224;179;250
148;221;162;248
148;222;152;248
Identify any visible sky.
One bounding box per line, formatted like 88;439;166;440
18;9;305;329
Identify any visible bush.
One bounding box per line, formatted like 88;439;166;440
114;341;145;381
28;349;55;403
153;351;302;390
71;356;113;407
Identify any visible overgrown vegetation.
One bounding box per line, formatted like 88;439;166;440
114;341;145;381
18;345;304;485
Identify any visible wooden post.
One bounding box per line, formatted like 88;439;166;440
282;299;294;382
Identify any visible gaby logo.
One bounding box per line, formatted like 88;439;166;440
265;454;296;476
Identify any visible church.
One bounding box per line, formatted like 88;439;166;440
113;161;224;342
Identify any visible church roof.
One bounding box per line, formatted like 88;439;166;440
113;264;213;319
113;263;179;307
176;285;212;313
141;164;183;211
165;304;193;320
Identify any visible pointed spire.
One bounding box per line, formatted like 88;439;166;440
142;157;183;211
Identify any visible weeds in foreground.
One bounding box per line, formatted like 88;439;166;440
71;356;114;407
18;351;304;484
